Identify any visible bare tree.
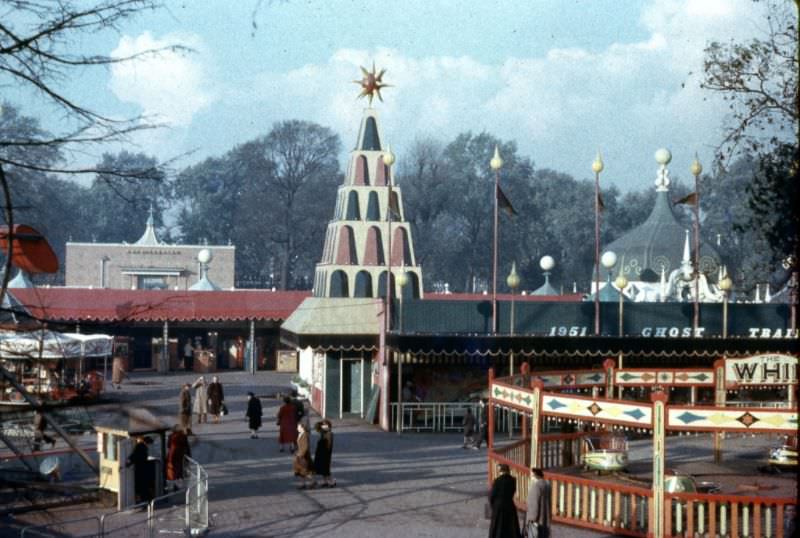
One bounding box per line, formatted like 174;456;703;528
0;0;182;299
700;0;798;163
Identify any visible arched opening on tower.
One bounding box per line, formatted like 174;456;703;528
366;192;381;221
335;226;358;265
388;191;400;220
346;190;361;220
360;117;381;151
405;272;420;299
329;270;349;298
354;155;370;186
391;227;412;266
376;270;395;298
362;226;385;265
375;156;389;186
353;270;373;298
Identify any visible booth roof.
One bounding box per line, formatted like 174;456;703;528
94;408;170;437
9;288;310;323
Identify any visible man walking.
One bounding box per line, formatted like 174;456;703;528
525;468;551;538
462;407;476;449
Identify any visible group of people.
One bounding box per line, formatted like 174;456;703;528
489;464;551;538
244;391;336;489
178;375;226;431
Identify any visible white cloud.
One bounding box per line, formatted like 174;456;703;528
109;32;215;127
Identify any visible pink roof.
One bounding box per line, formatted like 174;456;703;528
10;288;310;323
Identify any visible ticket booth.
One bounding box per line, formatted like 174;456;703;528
95;408;169;510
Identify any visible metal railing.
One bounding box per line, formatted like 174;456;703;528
390;402;521;433
21;457;210;537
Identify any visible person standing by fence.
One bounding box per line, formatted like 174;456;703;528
462;407;477;449
179;384;192;434
525;468;551;538
489;463;521;538
192;376;208;425
166;425;190;491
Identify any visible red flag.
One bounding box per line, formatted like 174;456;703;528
674;192;698;206
597;191;605;212
497;185;517;217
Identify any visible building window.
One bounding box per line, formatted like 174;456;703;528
137;275;169;290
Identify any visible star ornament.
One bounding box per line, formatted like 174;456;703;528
354;63;391;106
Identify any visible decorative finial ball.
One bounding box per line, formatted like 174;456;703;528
539;255;555;272
690;156;702;177
719;275;733;292
601;250;618;269
655;148;672;166
506;263;520;290
615;274;628;290
490;145;504;171
197;248;212;264
396;270;409;288
592;152;604;174
383;145;396;167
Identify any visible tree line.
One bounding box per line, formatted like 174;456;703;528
0;100;792;295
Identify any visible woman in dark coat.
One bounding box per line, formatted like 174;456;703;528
178;384;192;434
489;464;521;538
207;376;224;423
313;420;336;487
245;392;262;439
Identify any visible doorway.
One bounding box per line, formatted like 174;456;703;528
341;358;364;416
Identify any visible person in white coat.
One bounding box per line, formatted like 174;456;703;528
192;376;208;424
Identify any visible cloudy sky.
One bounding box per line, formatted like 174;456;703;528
10;0;775;191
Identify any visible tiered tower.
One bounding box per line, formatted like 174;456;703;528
312;108;423;299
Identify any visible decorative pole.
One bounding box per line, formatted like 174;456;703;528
651;390;668;538
592;152;604;335
397;266;408;334
719;271;732;338
507;263;520;346
615;273;628;337
490;146;504;334
690;155;703;333
384;145;396;341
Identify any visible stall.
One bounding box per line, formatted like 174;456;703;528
94;408;169;510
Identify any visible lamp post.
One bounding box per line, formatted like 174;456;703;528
397;267;409;334
506;261;520;368
592;152;604;335
719;272;732;338
615;273;628;338
690;155;703;333
383;145;396;342
490;146;504;334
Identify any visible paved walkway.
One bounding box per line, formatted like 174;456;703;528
5;369;738;537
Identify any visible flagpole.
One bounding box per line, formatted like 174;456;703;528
490;146;504;335
690;155;702;334
592;153;604;336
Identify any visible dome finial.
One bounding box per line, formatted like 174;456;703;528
654;148;672;192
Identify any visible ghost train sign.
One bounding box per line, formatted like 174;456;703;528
725;354;798;386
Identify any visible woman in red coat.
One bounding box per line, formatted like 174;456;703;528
166;425;191;490
277;396;298;452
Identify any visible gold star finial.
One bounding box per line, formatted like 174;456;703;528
353;62;391;106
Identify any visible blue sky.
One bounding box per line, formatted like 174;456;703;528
7;0;778;191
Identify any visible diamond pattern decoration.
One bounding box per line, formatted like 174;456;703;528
658;373;672;382
562;374;575;385
676;411;705;424
587;373;603;382
624;408;646;421
620;372;637;382
588;402;603;416
736;412;759;428
546;399;566;410
692;373;710;381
